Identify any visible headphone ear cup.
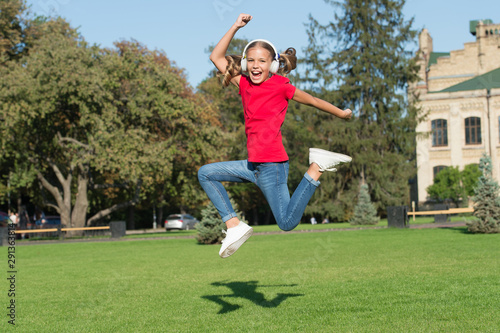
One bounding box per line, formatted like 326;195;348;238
241;58;247;72
270;60;279;74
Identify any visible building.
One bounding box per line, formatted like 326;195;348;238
412;19;500;205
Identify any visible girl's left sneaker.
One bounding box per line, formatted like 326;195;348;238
309;148;352;172
219;222;253;258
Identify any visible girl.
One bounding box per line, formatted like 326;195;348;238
198;14;353;258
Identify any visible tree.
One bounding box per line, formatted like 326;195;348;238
467;154;500;234
426;166;463;206
0;0;26;64
196;197;244;245
462;164;481;197
0;19;224;228
349;184;379;225
195;202;225;245
0;0;47;211
0;0;50;65
300;0;422;219
426;164;481;206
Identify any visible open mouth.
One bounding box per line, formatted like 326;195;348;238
251;71;262;80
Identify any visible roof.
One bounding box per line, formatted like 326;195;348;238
428;52;450;68
470;19;493;35
437;67;500;93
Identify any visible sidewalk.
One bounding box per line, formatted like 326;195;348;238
126;221;467;235
13;221;469;246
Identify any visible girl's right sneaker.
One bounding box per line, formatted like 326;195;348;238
219;222;253;258
309;148;352;172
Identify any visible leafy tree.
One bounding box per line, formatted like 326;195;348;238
0;19;224;228
349;184;379;225
0;0;47;210
467;154;500;234
0;0;26;64
462;164;481;197
426;164;481;206
0;0;51;65
426;167;463;206
299;0;422;219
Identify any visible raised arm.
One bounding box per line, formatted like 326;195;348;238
292;88;353;120
210;14;252;83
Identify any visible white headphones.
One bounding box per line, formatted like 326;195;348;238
241;39;280;74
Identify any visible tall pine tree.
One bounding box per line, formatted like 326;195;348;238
196;197;246;245
467;154;500;234
350;184;379;225
298;0;422;217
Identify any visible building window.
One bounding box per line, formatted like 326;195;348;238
433;165;447;179
465;117;481;145
431;119;448;147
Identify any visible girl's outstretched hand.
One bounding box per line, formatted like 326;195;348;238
343;109;353;120
235;14;252;28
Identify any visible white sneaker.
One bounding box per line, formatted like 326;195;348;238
309;148;352;172
219;222;253;258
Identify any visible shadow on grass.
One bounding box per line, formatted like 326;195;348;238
202;281;304;314
437;226;470;234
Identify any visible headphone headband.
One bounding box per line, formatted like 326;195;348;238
242;39;279;61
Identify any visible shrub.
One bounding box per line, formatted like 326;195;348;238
467;154;500;234
349;184;379;225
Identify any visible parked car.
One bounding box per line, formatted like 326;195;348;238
0;211;9;227
165;214;199;231
35;216;63;228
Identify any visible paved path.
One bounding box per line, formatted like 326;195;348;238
14;221;468;246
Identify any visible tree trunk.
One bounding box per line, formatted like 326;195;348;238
264;209;271;225
127;205;135;230
157;204;164;229
36;164;71;227
71;172;89;228
252;207;259;225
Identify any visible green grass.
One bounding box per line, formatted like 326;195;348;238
2;226;498;332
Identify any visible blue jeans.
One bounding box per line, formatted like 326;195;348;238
198;160;320;231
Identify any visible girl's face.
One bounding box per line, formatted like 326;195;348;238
245;46;273;84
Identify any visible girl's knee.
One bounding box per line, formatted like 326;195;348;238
278;222;294;232
198;164;210;181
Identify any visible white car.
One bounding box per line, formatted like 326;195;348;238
165;214;199;231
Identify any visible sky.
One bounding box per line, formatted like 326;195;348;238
26;0;500;88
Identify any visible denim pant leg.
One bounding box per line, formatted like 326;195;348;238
256;162;320;231
198;160;255;222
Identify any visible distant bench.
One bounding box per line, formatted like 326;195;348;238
11;221;126;241
388;206;474;228
15;226;110;234
408;207;474;216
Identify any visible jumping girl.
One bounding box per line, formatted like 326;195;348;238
198;14;353;258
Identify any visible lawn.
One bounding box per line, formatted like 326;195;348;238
2;225;499;332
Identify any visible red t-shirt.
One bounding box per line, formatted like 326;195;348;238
239;74;296;162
